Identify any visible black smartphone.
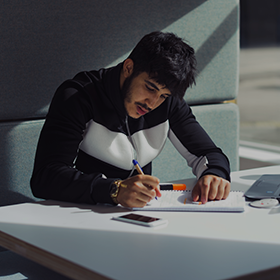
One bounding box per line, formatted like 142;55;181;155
112;213;168;227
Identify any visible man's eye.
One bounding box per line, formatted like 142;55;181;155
146;85;155;92
161;95;169;100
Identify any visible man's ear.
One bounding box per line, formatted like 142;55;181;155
122;59;134;78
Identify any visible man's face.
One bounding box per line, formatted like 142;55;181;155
122;72;171;119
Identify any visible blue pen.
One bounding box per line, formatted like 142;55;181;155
132;159;158;200
132;159;144;175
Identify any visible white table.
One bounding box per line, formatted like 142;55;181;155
1;166;280;280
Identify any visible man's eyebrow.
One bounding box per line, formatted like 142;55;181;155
145;80;160;91
145;80;171;96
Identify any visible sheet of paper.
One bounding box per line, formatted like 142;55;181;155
133;191;245;212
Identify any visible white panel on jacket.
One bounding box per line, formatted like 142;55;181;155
131;121;169;168
79;120;169;170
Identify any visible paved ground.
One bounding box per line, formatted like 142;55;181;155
237;47;280;170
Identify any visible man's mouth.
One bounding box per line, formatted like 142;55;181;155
136;104;150;116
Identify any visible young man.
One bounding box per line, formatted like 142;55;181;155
31;31;231;208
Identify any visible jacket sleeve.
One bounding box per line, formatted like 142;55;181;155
30;86;117;204
168;99;231;182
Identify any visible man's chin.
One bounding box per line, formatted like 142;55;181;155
128;112;142;119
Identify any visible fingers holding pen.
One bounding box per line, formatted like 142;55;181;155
140;175;161;197
132;159;161;197
117;175;161;208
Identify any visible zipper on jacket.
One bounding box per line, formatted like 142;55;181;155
125;115;138;177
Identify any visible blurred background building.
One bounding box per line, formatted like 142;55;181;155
240;0;280;48
238;0;280;170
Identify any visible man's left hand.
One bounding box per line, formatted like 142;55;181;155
192;175;230;204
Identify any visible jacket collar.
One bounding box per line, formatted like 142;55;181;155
102;63;127;120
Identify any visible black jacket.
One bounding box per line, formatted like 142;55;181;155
31;63;230;205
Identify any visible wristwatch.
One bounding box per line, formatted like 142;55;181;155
110;180;123;204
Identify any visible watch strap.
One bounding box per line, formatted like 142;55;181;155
111;180;122;204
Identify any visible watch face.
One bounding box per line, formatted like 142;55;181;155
110;183;118;196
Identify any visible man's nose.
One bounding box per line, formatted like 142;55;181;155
146;93;160;109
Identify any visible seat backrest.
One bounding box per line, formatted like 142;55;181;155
0;0;239;205
0;121;44;206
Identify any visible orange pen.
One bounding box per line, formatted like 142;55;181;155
159;183;186;191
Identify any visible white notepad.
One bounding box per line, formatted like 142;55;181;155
133;191;245;212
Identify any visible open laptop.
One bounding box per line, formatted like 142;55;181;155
244;174;280;199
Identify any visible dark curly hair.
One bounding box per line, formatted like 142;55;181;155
127;31;197;99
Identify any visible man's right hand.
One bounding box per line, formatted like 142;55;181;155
116;175;161;208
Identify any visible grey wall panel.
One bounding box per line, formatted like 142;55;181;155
1;0;206;120
0;0;238;120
